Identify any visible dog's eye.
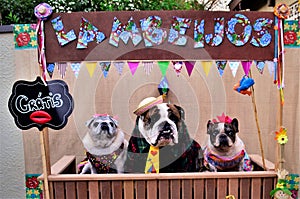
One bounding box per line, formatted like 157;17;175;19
93;122;99;128
109;122;114;127
213;131;218;136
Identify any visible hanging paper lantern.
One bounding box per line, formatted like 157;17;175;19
158;76;169;98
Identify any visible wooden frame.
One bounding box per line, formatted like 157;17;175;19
39;154;276;199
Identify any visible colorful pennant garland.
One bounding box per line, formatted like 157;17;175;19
201;61;213;76
254;61;265;74
70;62;81;78
228;61;240;77
99;62;111;78
143;61;154;76
215;61;227;77
184;61;196;76
57;62;68;78
172;61;183;76
158;61;169;76
128;62;139;75
241;61;252;76
86;62;97;77
46;63;55;78
114;62;125;75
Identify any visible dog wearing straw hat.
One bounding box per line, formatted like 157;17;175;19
124;96;204;173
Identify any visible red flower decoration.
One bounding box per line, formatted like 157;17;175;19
26;176;39;189
284;31;297;45
16;32;30;47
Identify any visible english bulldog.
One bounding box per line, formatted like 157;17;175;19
124;102;204;173
204;117;253;172
78;114;128;174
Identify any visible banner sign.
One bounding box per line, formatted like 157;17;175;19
8;77;74;130
44;11;275;62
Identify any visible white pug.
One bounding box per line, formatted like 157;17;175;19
78;115;128;174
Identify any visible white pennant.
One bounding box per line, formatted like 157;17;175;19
228;61;240;77
143;61;154;76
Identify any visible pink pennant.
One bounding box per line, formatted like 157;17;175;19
184;61;196;76
241;61;252;76
57;62;68;78
128;62;139;75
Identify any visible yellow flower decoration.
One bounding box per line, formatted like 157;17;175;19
275;127;288;145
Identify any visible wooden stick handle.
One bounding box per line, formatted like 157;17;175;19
40;128;51;199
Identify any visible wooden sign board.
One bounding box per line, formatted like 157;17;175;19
44;10;275;62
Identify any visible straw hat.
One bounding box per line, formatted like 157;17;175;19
133;96;163;116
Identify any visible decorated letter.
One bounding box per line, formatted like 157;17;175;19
250;18;273;47
51;16;77;46
168;16;191;46
140;16;167;47
205;17;224;46
77;17;106;49
194;19;205;48
109;17;142;47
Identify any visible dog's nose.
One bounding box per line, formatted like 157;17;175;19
101;122;109;130
162;122;171;130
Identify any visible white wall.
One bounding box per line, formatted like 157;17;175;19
0;32;25;198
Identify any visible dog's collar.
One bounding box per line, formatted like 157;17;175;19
86;143;124;173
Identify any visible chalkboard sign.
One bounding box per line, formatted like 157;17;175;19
8;77;74;131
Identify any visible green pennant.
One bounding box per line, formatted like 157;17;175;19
157;61;169;76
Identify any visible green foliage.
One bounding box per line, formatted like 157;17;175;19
0;0;210;25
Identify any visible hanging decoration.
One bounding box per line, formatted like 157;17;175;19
86;62;97;77
142;61;154;76
201;61;212;76
172;61;183;76
99;62;111;78
34;3;53;82
70;62;81;78
215;61;227;77
114;62;125;75
158;61;169;76
254;61;265;74
46;63;55;78
158;76;169;98
184;61;196;76
241;61;252;76
128;62;139;75
14;24;37;49
233;76;255;96
228;61;240;77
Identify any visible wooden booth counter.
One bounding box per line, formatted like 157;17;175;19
39;154;276;199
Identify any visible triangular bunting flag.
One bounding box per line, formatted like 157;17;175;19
158;61;169;76
128;61;139;75
113;62;125;75
184;61;195;76
46;63;55;78
241;61;252;76
143;61;154;76
228;61;240;77
86;62;97;77
172;61;183;76
158;76;169;96
201;61;212;76
57;62;68;78
254;61;265;74
215;61;227;77
70;62;81;78
266;61;275;76
99;62;111;78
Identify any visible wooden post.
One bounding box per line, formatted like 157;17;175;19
40;127;51;199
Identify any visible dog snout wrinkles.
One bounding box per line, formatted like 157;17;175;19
101;122;109;130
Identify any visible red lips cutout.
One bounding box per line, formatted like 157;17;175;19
30;111;52;124
151;150;158;156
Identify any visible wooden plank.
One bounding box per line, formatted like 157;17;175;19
262;177;274;199
205;179;216;199
76;181;88;199
251;178;262;199
112;181;122;199
182;179;192;199
135;181;146;199
170;180;181;199
54;182;65;199
193;179;204;199
124;181;134;199
249;154;275;171
228;178;239;199
217;178;227;199
65;182;76;199
101;181;111;199
89;181;99;199
240;178;250;199
159;180;169;199
147;180;157;199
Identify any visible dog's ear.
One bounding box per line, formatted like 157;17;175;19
174;104;185;120
109;116;119;127
231;118;239;133
207;120;213;133
85;117;96;129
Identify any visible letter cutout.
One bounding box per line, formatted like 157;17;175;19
250;18;273;47
205;17;224;46
140;16;167;47
109;17;142;47
226;14;252;46
168;16;191;46
77;17;106;49
194;19;205;48
51;16;77;46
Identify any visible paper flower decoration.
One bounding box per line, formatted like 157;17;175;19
275;127;288;145
274;3;290;19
